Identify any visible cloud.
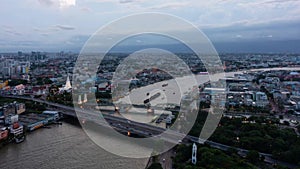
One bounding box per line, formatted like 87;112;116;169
91;0;139;4
38;0;54;6
2;26;22;36
33;27;55;36
94;0;145;4
59;0;76;8
119;0;135;3
202;16;300;32
81;7;93;13
40;33;50;36
33;25;75;37
55;25;75;30
38;0;76;9
263;0;300;4
150;2;189;10
4;29;22;36
262;35;273;38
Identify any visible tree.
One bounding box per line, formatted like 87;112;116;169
227;147;238;155
148;162;163;169
174;144;255;169
8;79;28;86
246;150;260;163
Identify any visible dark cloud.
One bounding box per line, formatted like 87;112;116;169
213;40;300;53
202;18;300;42
56;25;75;30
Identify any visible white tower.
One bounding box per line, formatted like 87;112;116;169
83;93;88;103
64;74;72;90
192;143;197;165
78;95;82;105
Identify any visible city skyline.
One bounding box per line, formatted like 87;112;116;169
0;0;300;52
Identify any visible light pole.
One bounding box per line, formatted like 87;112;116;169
162;158;166;169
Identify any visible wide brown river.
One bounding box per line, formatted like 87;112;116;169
0;122;148;169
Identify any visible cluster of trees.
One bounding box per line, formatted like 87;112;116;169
8;79;28;86
210;117;300;164
188;111;208;137
47;91;73;106
188;111;300;165
147;155;163;169
95;92;112;99
47;85;74;107
226;104;271;114
173;144;295;169
8;76;53;86
24;101;46;113
35;77;53;85
173;144;257;169
147;163;162;169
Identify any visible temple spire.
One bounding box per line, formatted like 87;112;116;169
64;74;72;90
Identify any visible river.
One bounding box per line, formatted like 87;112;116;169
0;121;148;169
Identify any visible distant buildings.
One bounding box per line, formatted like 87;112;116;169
0;59;30;78
201;71;274;113
25;51;46;62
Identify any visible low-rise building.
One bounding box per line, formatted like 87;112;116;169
254;92;269;107
15;102;26;115
290;96;300;110
0;102;26;125
12;84;25;95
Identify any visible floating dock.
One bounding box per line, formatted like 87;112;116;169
19;113;56;132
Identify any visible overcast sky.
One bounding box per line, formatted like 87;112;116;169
0;0;300;52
